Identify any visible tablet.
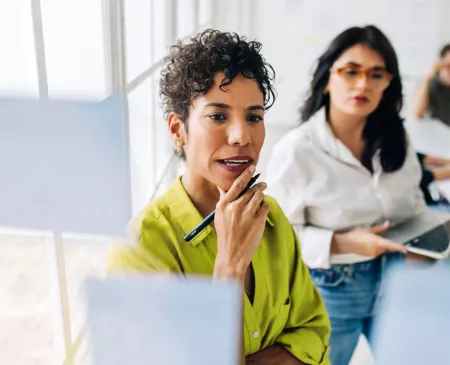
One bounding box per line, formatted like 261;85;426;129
381;211;450;259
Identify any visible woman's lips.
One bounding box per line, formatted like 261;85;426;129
217;157;253;173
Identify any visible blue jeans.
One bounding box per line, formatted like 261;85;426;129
309;254;403;365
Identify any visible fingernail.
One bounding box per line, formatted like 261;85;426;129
249;165;255;173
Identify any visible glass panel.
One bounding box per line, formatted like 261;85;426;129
0;232;54;365
62;236;109;341
41;0;107;99
176;0;196;38
124;0;152;82
127;78;155;213
0;1;39;97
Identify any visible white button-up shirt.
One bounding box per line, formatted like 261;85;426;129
265;111;426;269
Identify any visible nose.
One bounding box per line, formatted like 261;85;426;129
355;72;370;89
227;118;252;146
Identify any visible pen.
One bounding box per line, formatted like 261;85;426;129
184;173;261;243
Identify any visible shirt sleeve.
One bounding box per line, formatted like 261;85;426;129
275;221;331;364
407;138;428;216
265;143;335;269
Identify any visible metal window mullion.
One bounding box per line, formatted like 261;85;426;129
167;0;177;44
30;0;49;99
102;0;127;94
149;0;157;194
192;0;200;31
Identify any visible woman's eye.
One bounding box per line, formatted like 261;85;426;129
371;72;384;79
209;113;226;121
248;115;263;123
344;69;358;76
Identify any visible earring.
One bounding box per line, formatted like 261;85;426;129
175;139;183;148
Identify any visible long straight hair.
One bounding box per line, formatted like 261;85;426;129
301;25;407;173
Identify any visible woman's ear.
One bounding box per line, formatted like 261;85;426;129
168;112;185;148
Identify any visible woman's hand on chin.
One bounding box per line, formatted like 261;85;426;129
213;165;270;282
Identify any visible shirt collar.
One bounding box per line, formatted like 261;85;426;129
165;177;274;247
310;109;374;169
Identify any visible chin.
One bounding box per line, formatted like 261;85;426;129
345;105;377;118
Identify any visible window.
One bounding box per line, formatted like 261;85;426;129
41;0;107;99
0;1;39;97
124;0;153;83
0;1;228;364
176;0;197;38
127;77;155;212
199;0;214;26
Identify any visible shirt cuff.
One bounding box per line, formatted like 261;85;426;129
294;225;334;269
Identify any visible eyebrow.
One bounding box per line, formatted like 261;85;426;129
204;102;265;111
344;62;387;71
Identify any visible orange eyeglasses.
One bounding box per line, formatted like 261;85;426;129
331;65;393;90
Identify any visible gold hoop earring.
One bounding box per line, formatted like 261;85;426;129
175;139;183;148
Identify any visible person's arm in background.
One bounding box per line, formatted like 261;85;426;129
422;154;450;167
420;153;450;180
411;63;443;119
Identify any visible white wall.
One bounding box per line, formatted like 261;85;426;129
251;0;450;127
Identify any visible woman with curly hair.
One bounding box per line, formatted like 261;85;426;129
108;29;330;364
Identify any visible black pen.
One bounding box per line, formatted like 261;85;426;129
184;173;261;243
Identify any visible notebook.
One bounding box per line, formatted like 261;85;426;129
85;275;241;365
381;210;450;259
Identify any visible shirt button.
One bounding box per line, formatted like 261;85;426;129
252;331;259;338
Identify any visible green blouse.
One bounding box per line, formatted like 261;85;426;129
107;177;330;364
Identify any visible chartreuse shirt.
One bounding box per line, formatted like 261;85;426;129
107;177;330;364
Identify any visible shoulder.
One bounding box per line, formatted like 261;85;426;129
107;191;181;273
130;194;172;237
131;187;183;249
272;123;314;154
271;113;327;160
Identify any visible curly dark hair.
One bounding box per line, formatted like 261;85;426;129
301;25;407;173
159;29;276;159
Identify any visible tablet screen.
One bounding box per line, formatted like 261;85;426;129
405;221;450;253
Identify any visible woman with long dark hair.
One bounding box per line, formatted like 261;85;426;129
266;25;427;364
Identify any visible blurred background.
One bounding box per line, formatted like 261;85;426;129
0;0;448;364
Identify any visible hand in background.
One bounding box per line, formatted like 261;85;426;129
427;60;450;80
332;221;408;257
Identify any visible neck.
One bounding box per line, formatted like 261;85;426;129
328;105;367;161
181;168;220;218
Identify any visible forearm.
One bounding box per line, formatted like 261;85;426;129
246;345;305;365
431;166;450;180
423;154;450;167
330;232;353;254
412;76;432;118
